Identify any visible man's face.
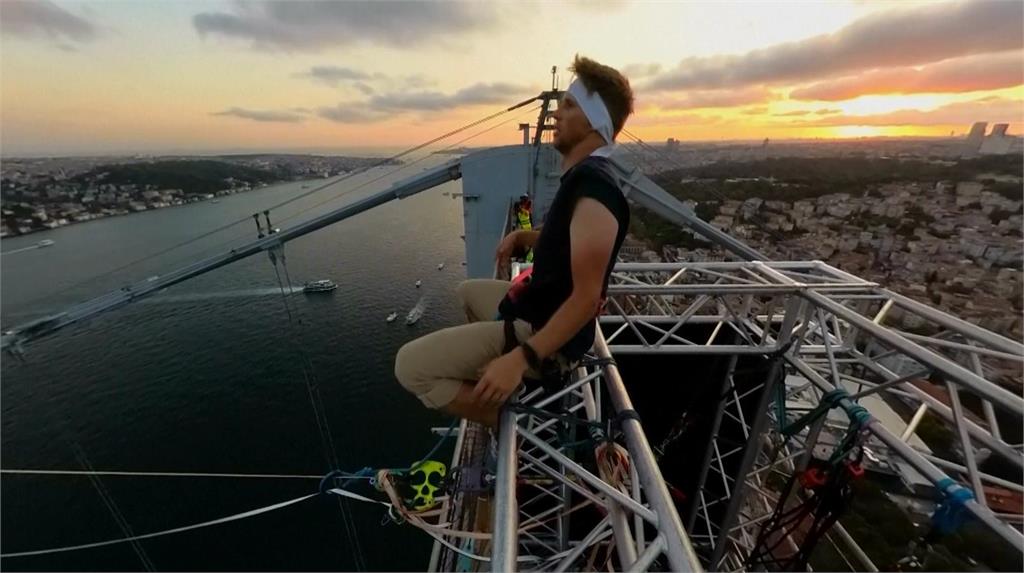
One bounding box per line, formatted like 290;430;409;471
551;93;593;154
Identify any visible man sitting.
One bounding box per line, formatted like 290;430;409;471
395;55;634;427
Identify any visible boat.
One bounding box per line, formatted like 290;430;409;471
437;262;445;270
302;279;337;293
415;279;422;288
36;239;54;248
386;312;398;323
211;200;220;204
405;306;424;325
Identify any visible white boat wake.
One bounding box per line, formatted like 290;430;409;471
142;287;303;303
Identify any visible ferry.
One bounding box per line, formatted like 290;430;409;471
405;306;424;325
36;239;55;248
302;279;337;293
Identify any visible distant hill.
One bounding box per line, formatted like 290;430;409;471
75;160;280;196
652;154;1023;203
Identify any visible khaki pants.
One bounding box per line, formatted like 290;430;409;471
394;279;560;409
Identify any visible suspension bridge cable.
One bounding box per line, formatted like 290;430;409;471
5;97;548;568
113;104;542;292
12;97;540;311
266;250;367;570
256;103;545;569
275;103;544;227
71;442;156;571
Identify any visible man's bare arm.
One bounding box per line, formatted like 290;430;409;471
518;228;541;249
495;227;543;266
525;199;616;359
473;200;614;407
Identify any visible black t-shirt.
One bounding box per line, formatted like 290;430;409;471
499;155;630;360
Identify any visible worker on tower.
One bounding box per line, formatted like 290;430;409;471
515;194;534;262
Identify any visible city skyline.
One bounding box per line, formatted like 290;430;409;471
2;0;1022;156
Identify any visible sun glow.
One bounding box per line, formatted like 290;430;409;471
831;125;885;138
833;94;952;116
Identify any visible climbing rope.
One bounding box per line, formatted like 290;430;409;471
745;386;872;570
1;493;319;559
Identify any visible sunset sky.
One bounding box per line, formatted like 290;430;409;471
2;0;1022;156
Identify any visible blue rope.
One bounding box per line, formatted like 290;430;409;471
779;388;873;466
319;470;343;495
931;478;975;535
846;403;871;427
782;389;869;437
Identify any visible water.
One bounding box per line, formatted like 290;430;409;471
1;157;470;571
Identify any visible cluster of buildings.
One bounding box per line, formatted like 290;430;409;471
737;181;1017;336
0;180;251;237
635;177;1023;339
630;126;1023;175
0;154;396;237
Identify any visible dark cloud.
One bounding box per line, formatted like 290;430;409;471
1;0;97;43
294;66;435;97
622;63;662;78
314;81;534;123
646;1;1023;92
194;1;497;51
775;110;811;117
316;104;389;124
212;107;307;123
368;82;533;112
648;87;776;110
352;82;376;96
402;75;435;89
815;108;842;115
796;97;1023;127
295;66;377;86
790;51;1024;101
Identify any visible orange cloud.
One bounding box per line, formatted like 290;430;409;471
645;87;777;111
791;51;1024;101
645;1;1022;92
795;96;1023;127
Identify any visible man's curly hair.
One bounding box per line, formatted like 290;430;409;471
569;55;635;139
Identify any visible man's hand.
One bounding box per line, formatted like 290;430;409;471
491;230;520;270
494;230;522;272
473;348;528;406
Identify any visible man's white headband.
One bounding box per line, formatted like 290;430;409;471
567;79;614;144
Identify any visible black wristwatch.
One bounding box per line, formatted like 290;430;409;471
519;341;543;371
